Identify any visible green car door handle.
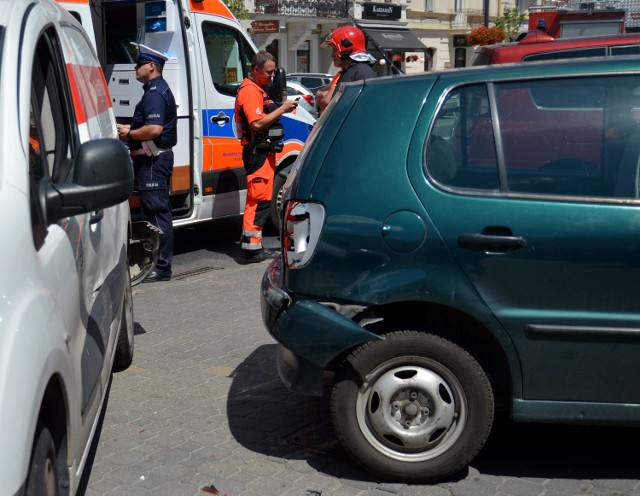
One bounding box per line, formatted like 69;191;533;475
458;233;526;251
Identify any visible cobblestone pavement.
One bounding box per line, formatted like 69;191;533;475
81;223;640;496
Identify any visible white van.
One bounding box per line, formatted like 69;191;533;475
0;0;154;493
59;0;316;228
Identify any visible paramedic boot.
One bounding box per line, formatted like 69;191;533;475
242;248;279;264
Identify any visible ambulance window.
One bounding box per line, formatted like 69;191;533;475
201;23;253;96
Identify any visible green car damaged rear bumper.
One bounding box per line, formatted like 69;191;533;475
260;258;381;396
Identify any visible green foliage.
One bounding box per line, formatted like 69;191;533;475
494;7;528;42
226;0;248;19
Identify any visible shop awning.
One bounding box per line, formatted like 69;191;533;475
360;27;428;52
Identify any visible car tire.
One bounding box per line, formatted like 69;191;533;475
26;422;63;496
113;267;134;371
270;171;287;231
330;330;494;482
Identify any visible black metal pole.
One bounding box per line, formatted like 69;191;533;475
484;0;490;26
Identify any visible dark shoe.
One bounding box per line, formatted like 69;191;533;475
242;248;279;264
143;270;171;282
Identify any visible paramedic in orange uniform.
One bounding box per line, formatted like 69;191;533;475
234;51;298;263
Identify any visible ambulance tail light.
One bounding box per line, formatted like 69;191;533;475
283;201;325;269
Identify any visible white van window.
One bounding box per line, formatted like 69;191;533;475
31;31;73;182
201;22;253;96
29;30;74;247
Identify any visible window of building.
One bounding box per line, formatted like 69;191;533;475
296;40;310;72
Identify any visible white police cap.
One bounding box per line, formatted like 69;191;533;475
131;42;169;66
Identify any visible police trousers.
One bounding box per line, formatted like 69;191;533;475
133;152;174;275
241;146;275;252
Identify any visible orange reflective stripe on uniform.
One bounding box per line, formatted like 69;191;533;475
241;153;275;250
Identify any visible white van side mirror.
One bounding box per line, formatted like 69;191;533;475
39;139;133;224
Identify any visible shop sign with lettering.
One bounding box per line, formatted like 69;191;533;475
252;20;279;33
362;2;401;20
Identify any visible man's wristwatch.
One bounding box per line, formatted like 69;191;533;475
127;130;132;139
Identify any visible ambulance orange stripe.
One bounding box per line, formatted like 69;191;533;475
189;0;234;19
202;137;214;172
172;165;191;193
204;137;304;172
211;137;243;170
276;140;304;163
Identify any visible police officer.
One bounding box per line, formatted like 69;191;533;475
234;51;298;263
118;44;177;281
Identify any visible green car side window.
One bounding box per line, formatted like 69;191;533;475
429;76;640;200
427;84;500;191
496;76;640;199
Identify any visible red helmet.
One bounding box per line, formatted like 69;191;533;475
322;26;366;60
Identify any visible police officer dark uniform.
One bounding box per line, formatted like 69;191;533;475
118;43;177;281
234;51;298;263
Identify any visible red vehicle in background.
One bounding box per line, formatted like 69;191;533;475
471;31;640;65
528;0;626;38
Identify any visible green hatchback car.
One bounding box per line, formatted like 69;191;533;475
260;57;640;482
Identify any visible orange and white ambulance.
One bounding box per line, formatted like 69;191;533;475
59;0;315;227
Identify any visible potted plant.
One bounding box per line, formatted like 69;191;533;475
466;26;506;46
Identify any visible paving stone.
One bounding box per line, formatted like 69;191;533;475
449;479;510;496
498;478;546;496
399;485;453;496
84;252;640;496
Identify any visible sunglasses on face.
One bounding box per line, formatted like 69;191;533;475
135;59;153;69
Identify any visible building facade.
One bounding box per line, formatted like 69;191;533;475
243;0;521;74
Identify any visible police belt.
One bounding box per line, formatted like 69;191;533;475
131;148;172;157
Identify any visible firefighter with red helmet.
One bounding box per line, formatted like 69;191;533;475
317;25;376;113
